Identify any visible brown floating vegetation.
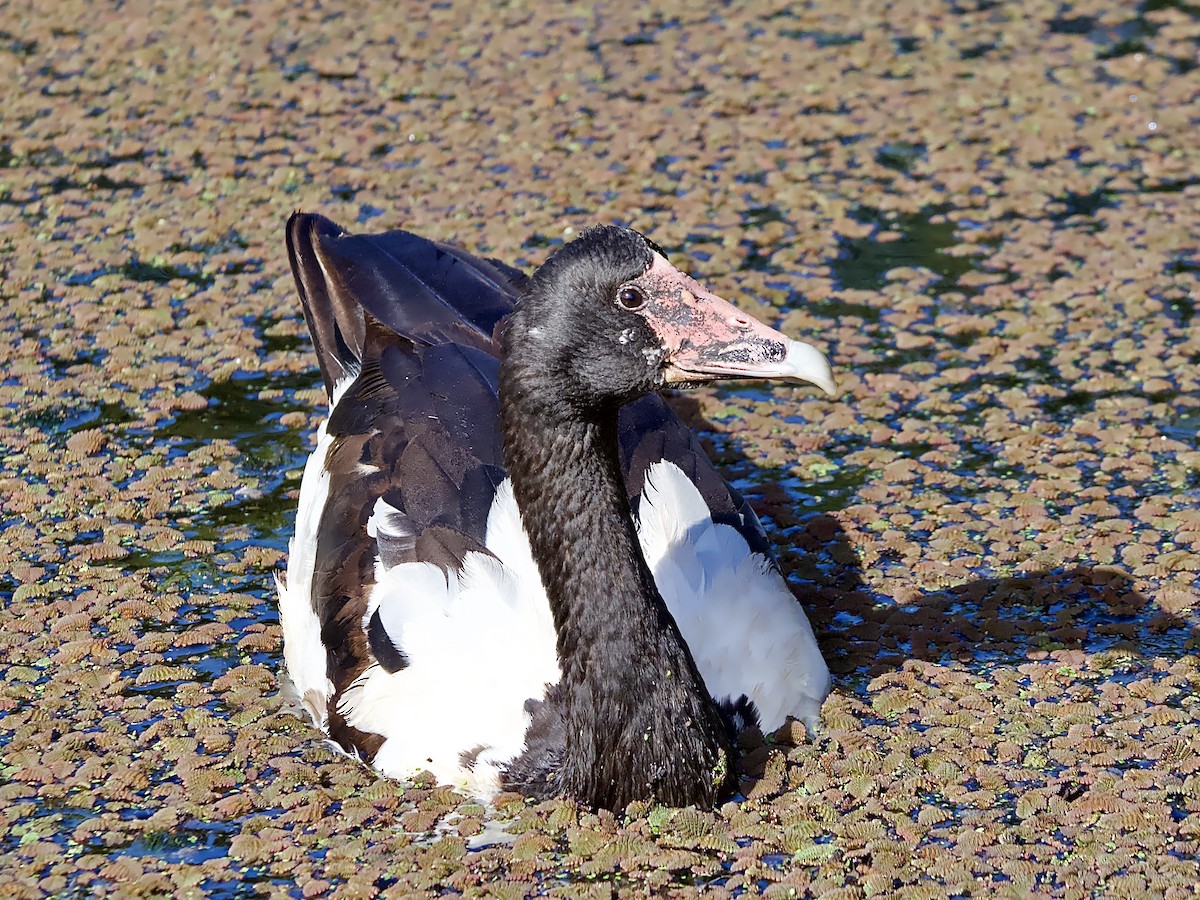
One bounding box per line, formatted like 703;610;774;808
1;0;1199;894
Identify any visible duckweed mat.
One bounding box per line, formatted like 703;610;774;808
2;0;1198;896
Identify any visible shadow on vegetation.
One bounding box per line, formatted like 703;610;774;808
670;394;1197;689
798;532;1195;682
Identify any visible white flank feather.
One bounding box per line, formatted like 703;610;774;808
637;461;831;733
339;480;561;797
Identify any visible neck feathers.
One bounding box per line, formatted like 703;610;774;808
499;373;735;808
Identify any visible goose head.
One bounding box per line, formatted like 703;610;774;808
501;225;836;412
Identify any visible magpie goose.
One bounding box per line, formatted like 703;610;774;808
277;214;835;810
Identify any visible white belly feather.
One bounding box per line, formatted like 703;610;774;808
341;479;561;796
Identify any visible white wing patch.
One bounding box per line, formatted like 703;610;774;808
637;461;831;733
339;480;560;797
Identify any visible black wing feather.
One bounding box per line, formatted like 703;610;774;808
287;212;513;399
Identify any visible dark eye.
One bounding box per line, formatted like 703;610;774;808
616;285;647;310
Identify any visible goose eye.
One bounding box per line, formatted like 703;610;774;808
617;285;647;310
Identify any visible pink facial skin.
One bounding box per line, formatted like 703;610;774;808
632;253;836;396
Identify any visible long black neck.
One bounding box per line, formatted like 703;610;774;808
499;382;736;809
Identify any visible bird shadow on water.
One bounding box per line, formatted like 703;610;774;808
668;393;1198;694
793;554;1197;688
